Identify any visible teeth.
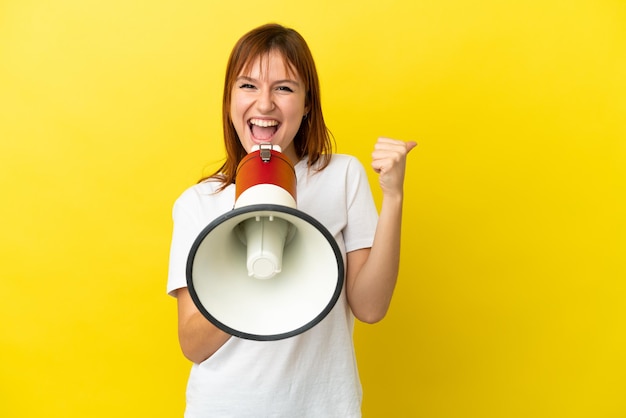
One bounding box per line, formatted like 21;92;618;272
250;118;279;127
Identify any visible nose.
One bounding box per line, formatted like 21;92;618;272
256;89;275;113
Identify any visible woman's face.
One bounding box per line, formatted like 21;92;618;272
230;50;308;163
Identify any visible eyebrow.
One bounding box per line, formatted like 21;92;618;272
236;75;301;87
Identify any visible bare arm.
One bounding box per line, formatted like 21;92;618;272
346;137;417;323
175;287;231;364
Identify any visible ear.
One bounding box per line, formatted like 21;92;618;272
304;92;311;117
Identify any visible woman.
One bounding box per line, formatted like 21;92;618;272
167;23;416;417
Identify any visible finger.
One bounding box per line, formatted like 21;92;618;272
406;141;418;153
375;137;404;149
375;137;418;153
371;157;385;171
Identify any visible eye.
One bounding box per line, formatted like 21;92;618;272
239;83;256;89
276;85;294;93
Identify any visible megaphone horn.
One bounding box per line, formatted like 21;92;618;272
186;144;345;341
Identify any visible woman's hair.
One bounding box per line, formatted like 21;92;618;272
203;23;333;188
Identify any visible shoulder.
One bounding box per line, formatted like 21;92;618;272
327;154;370;181
297;154;367;185
175;179;223;203
329;153;361;166
173;179;235;218
296;154;370;184
316;154;366;174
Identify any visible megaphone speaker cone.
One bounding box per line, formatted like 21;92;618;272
186;204;344;341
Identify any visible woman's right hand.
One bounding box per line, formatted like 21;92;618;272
175;287;231;364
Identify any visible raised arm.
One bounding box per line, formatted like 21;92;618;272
346;137;417;323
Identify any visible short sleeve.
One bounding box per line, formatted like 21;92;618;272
343;157;378;253
166;194;204;296
166;182;235;296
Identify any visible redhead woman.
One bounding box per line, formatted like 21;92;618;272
167;23;416;417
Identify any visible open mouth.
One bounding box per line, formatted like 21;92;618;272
248;118;279;142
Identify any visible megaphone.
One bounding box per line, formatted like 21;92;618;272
186;144;344;341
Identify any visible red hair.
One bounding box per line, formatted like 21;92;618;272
203;23;333;188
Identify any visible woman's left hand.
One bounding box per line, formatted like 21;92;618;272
371;137;417;198
348;137;417;322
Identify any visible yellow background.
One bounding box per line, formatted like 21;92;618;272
1;0;625;416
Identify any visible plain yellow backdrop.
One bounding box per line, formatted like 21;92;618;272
1;0;625;417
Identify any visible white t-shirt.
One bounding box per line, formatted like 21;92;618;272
167;154;378;417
